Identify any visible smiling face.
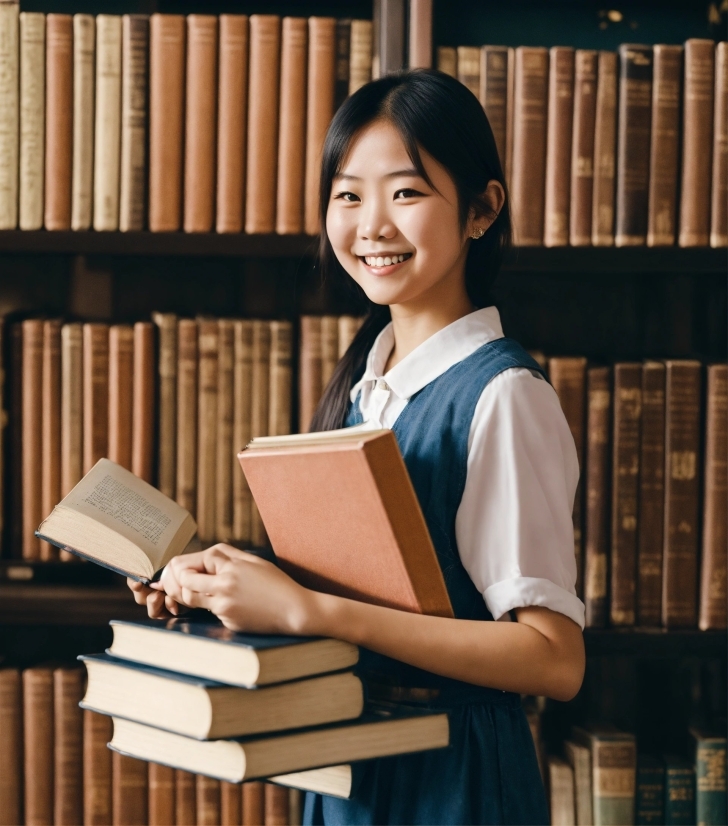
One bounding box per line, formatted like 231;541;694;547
325;119;474;314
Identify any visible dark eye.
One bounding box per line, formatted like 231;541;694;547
334;191;360;203
394;188;422;200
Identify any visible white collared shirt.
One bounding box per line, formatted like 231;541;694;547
350;306;586;629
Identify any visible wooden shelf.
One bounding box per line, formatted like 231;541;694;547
583;627;727;658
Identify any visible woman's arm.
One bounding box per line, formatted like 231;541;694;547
158;545;585;702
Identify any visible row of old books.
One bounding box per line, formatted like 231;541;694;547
544;357;727;631
0;4;373;235
437;40;728;248
8;314;362;563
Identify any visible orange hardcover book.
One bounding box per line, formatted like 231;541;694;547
112;752;147;825
175;770;196;826
242;782;264;826
54;668;84;826
23;667;54;826
238;428;454;617
148;763;175;826
44;14;73;230
196;775;220;826
176;319;198;516
220;782;241;826
197;319;219;543
264;784;288;826
83;710;113;825
0;669;22;826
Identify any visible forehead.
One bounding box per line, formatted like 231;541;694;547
338;120;416;177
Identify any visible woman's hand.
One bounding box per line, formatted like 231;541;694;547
127;577;188;620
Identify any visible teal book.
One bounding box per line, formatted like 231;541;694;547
636;755;665;825
690;728;727;826
664;755;695;825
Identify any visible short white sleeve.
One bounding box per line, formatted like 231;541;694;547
455;367;586;629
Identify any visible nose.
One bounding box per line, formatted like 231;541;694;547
358;196;397;241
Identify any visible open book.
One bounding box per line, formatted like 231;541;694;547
36;458;197;583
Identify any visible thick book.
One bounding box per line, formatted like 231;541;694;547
41;319;62;561
148;763;175;826
112;752;147;825
436;46;456;77
615;45;653;246
548;756;576;826
197;319;219;543
152;312;178;500
36;457;197;582
592;50;618;246
44;14;73;230
271;764;353;800
564;739;592;825
711;42;728;248
107;617;358;688
53;667;84;826
22;319;43;561
479;46;510;173
23;667;54;826
299;316;323;433
0;669;22;826
216;320;235;542
570;50;598;246
71;14;94;231
176;319;198;516
636;754;664;825
0;0;18;228
18;11;45;231
457;46;479;98
239;427;454;617
109;706;449;783
83;710;113;825
132;321;155;483
663;755;694;825
348;20;372;95
690;728;727;826
82;323;109;475
264;784;289;826
108;325;134;470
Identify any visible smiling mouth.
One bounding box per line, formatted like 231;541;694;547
358;253;413;267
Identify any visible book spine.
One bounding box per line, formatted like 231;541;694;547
233;320;254;542
269;321;293;438
250;320;271;547
505;47;515;187
584;366;611;628
82;323;110;475
132;321;155;483
637;362;666;626
276;17;308;235
0;0;18;229
543;46;574;247
662;361;702;628
304;17;336;236
220;781;241;826
197;319;218;542
338;315;361;358
152;312;177;500
108;324;134;470
176;319;198;516
0;669;22;826
148;764;175;826
119;14;149;232
216;15;248;234
479;46;509;174
215;319;234;542
298;316;323;433
23;668;54;826
53;668;84;826
18;12;45;230
636;759;664;825
41;319;62;561
112;752;148;825
348;20;372;95
699;364;728;630
511;47;549;246
664;762;695;824
408;0;432;70
196;775;220;826
679;39;715;247
456;46;480;98
71;14;95;231
289;789;302;826
320;315;339;391
22;319;43;560
8;323;23;558
245;15;281;234
696;739;727;826
44;14;73;230
711;42;728;248
334;18;351;109
243;782;265;826
61;324;83;502
592;50;617;246
184;15;218;234
93;15;123;232
148;14;185;232
646;45;682;247
265;784;289;826
615;45;653;246
175;770;196;826
570;50;598;246
610;363;642;626
592;739;637;826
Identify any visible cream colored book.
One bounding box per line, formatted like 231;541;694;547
348;20;372;95
71;14;95;230
119;15;148;231
232;320;253;542
0;0;19;229
215;319;234;542
19;12;45;230
93;15;122;231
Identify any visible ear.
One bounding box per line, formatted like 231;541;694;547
467;180;506;238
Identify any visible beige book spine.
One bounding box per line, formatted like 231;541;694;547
711;41;728;247
320;315;339;390
176;319;198;516
269;321;292;437
250;320;271;546
108;324;134;470
505;47;515;188
93;15;122;231
23;668;54;826
119;15;149;232
298;315;322;433
232;320;253;542
591;50;618;246
132;321;155;483
436;46;456;77
41;319;62;561
71;14;95;231
53;668;84;826
22;319;43;560
338;315;361;358
197;320;218;542
569;50;598;246
153;312;178;499
44;14;73;230
479;46;510;176
0;670;22;826
19;12;45;230
82;323;110;475
60;323;83;561
456;46;480;98
0;0;18;229
216;319;234;542
348;19;372;95
83;710;113;826
304;17;336;235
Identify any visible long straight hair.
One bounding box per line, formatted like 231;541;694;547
309;69;511;432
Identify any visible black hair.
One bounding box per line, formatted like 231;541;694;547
309;69;511;432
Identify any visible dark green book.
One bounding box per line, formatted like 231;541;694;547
690;728;727;826
636;755;664;824
664;755;695;825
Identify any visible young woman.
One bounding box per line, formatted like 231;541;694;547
130;69;585;825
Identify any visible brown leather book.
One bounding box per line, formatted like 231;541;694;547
61;324;83;519
544;47;575;247
636;361;666;626
334;19;351;109
299;316;323;433
119;15;149;232
233;320;254;542
242;782;264;826
216;320;235;542
176;319;198;517
646;45;682;247
197;319;219;542
269;321;293;438
245;15;281;234
264;784;289;826
220;782;241;826
679;39;715;248
196;776;221;826
148;15;185;232
505;47;515;188
152;312;178;500
184;15;218;234
108;325;134;471
53;668;84;826
610;363;642;626
570;50;598;246
348;20;372;95
305;18;336;236
548;357;587;597
320;316;339;392
71;14;95;231
288;790;302;826
457;46;480;98
436;47;456;77
0;669;22;826
148;764;175;826
698;364;727;630
83;324;109;475
175;770;196;826
276;17;307;235
592;51;618;246
23;667;54;826
44;14;73;230
711;42;728;247
132;322;155;483
338;315;362;358
408;0;432;69
22;319;43;560
250;321;271;547
83;710;113;825
216;15;249;234
239;429;454;617
8;324;23;559
112;753;147;825
662;360;702;628
479;46;510;174
19;11;45;231
41;320;62;561
584;366;611;628
511;47;549;246
615;45;653;246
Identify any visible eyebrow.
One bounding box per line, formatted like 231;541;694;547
334;167;424;181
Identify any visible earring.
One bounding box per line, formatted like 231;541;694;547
470;227;485;239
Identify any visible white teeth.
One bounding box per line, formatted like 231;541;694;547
384;257;392;266
363;254;409;266
375;257;384;267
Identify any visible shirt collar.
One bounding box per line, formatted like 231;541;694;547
350;306;505;403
